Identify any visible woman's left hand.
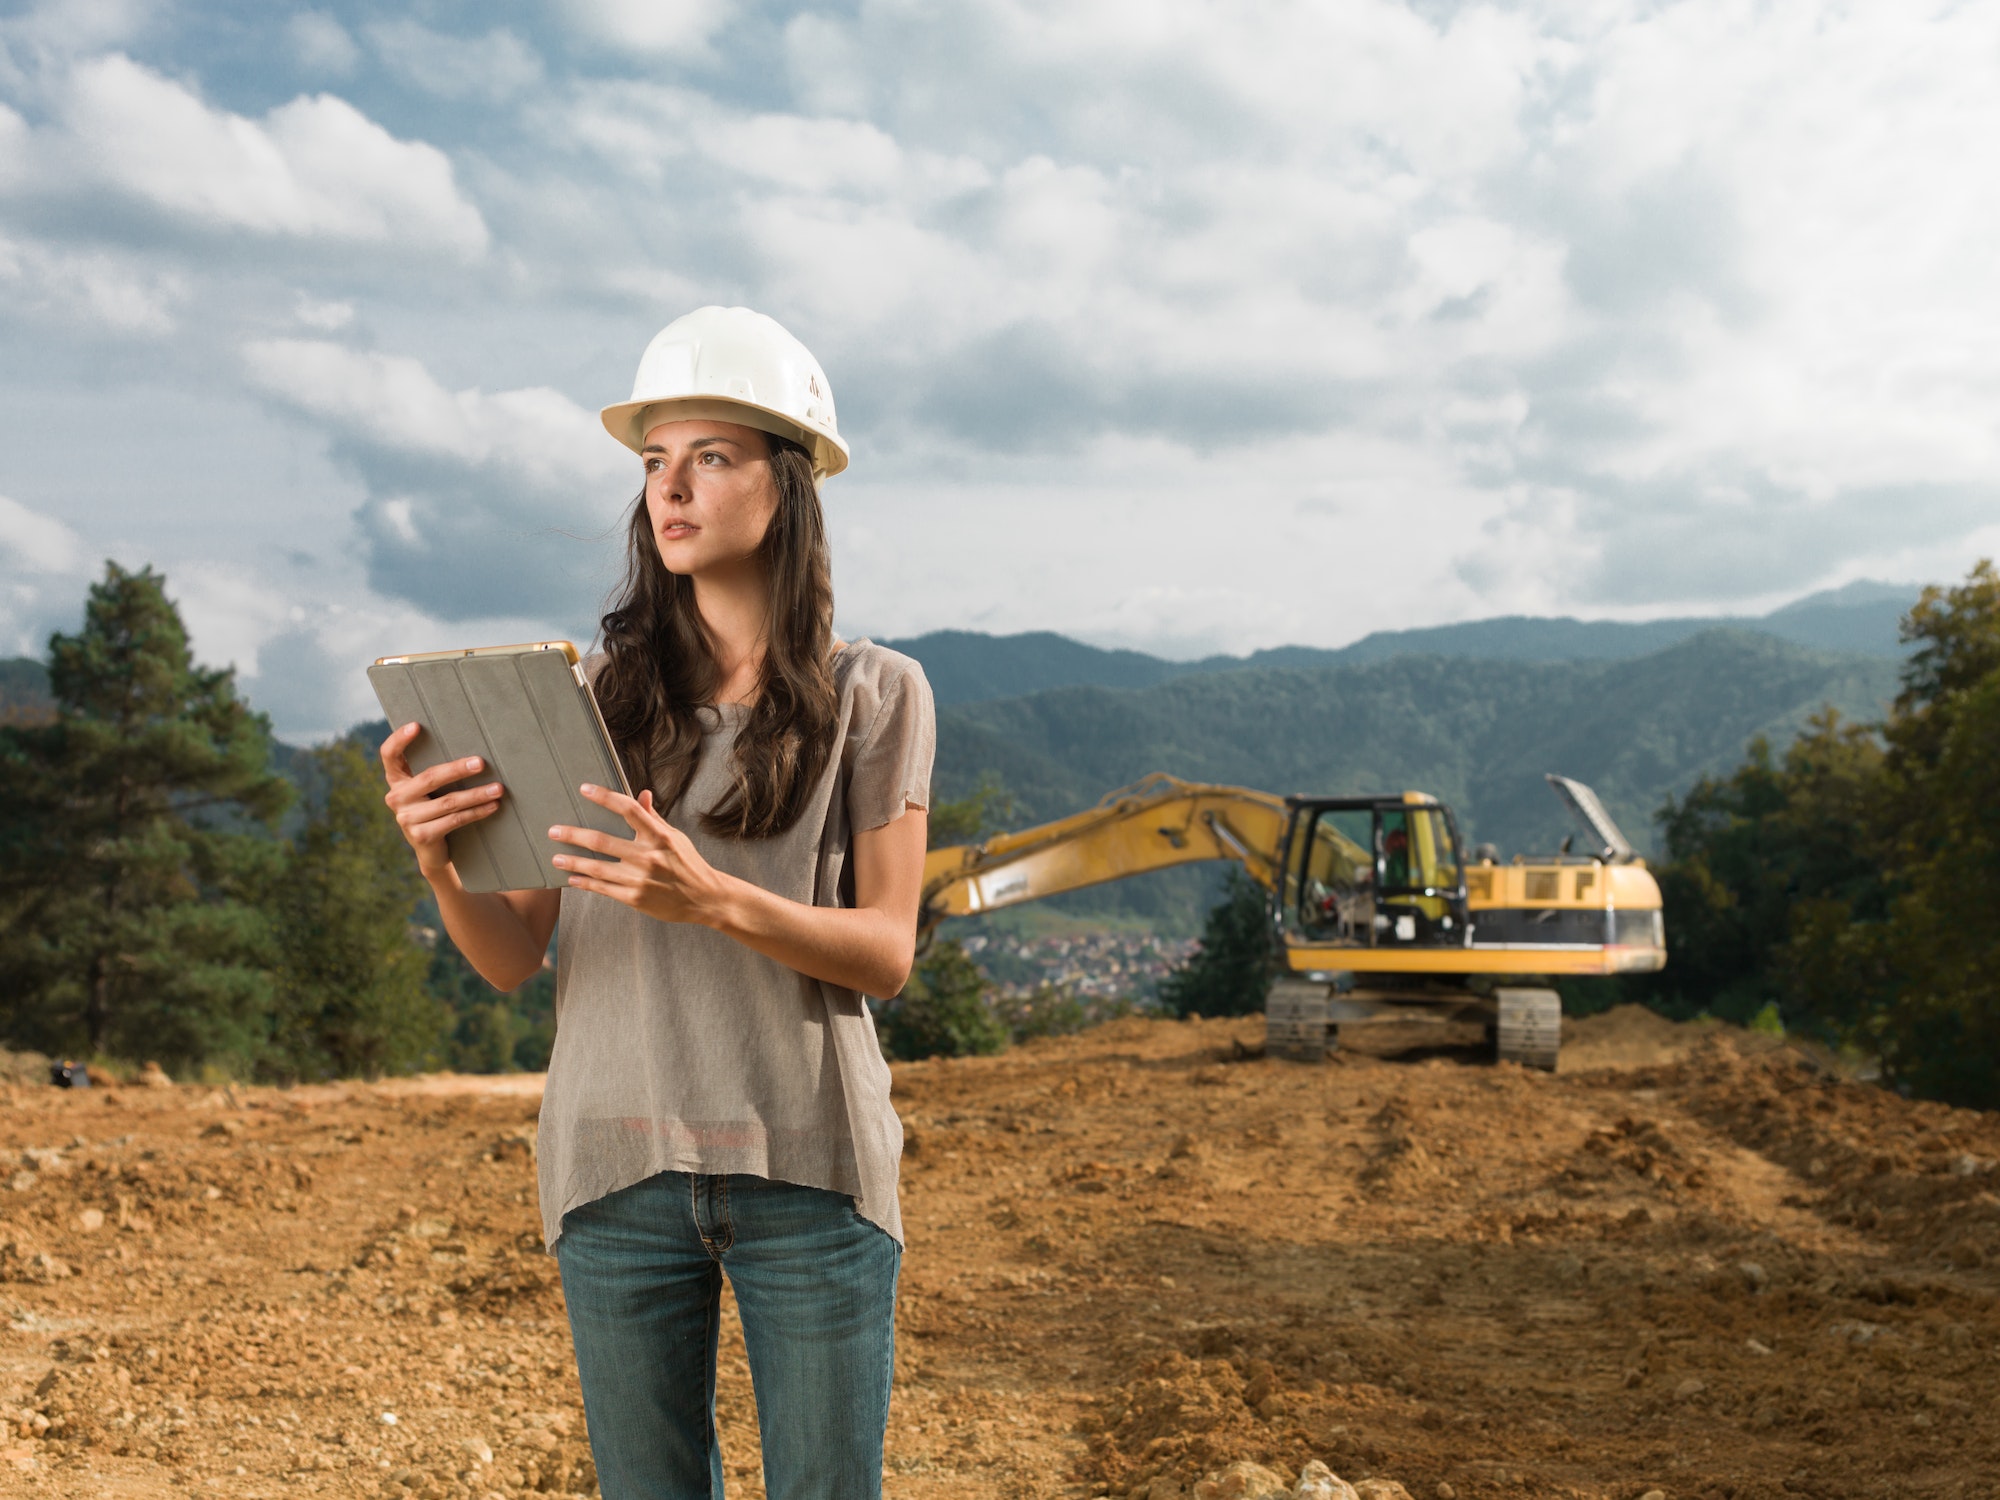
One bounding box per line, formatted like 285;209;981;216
550;785;734;926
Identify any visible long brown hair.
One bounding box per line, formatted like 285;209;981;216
593;434;838;838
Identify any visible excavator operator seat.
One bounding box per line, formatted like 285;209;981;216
1283;798;1471;950
1291;807;1374;943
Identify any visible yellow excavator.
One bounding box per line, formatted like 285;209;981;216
920;773;1666;1070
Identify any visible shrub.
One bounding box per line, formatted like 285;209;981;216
877;940;1009;1061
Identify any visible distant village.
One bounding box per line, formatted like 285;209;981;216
959;930;1199;1004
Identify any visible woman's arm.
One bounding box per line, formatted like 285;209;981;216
379;723;562;992
427;868;562;993
551;784;927;997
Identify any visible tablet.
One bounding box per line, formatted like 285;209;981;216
367;641;634;892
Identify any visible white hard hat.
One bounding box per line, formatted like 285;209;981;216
600;305;849;480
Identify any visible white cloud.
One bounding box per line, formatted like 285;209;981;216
0;233;187;332
240;337;624;485
242;593;585;742
829;427;1505;658
377;497;421;545
366;20;544;103
0;494;89;659
7;0;2000;735
555;81;981;199
0;0;156;57
0;104;27;187
48;54;488;255
702;112;906;194
293;293;354;331
559;0;733;55
238;338;632;623
0;494;83;576
287;11;359;75
723;0;2000;628
167;562;294;677
164;564;586;741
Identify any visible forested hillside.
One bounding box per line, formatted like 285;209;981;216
1;581;1912;724
0;656;51;722
864;629;1184;703
931;630;1900;930
881;579;1915;706
3;603;1903;942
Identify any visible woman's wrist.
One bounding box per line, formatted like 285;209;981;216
700;870;766;938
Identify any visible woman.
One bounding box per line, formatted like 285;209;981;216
378;306;932;1500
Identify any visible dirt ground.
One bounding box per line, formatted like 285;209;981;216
3;1005;1998;1500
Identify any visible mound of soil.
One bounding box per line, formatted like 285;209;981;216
2;1013;1996;1500
1560;1004;1729;1073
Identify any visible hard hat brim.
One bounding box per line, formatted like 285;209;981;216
600;396;849;481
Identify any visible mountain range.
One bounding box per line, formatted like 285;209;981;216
0;584;1915;933
931;627;1896;848
916;629;1898;929
876;579;1918;706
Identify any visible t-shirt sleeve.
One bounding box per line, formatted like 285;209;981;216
847;654;936;834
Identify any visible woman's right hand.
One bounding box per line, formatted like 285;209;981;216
379;722;505;880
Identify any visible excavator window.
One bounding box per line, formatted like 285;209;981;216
1286;802;1468;948
1381;810;1412;888
1288;809;1373;945
1381;808;1462;941
1408;808;1461;892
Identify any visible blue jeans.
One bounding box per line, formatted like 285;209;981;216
555;1171;900;1500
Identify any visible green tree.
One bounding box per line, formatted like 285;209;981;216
1630;710;1890;1029
1863;564;2000;1105
427;927;558;1073
872;775;1015;1060
1159;867;1275;1018
0;563;290;1072
927;775;1010;848
265;741;445;1079
1886;559;2000;773
1624;561;2000;1107
878;941;1010;1060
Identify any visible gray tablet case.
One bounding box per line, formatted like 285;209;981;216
367;642;633;892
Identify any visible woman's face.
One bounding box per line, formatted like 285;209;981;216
640;418;780;578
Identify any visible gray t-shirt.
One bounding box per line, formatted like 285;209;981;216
536;641;934;1249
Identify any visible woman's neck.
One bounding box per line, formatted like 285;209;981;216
693;562;772;706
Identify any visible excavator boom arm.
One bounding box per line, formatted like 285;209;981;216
918;770;1665;981
921;774;1289;935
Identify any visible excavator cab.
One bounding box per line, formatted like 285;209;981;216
1281;793;1469;950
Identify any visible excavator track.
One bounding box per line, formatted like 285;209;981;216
1264;982;1565;1071
1265;978;1331;1062
1493;987;1562;1071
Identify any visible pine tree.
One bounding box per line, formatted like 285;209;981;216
1159;867;1276;1018
266;740;445;1080
0;563;290;1072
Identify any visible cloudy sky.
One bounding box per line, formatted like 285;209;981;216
2;0;1996;738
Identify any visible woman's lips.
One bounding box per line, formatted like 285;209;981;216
660;521;697;539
